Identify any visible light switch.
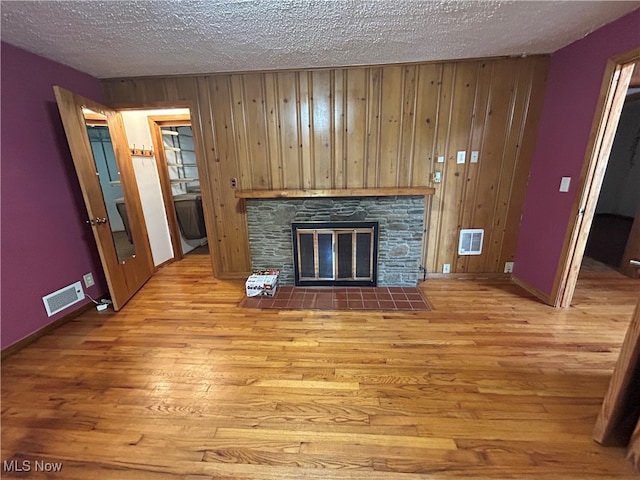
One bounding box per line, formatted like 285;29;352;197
456;151;466;164
559;177;571;192
470;151;479;163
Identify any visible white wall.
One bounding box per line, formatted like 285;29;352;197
121;108;190;266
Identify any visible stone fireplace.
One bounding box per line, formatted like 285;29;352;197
246;195;425;287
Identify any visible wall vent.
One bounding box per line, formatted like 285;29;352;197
458;229;484;255
42;281;84;317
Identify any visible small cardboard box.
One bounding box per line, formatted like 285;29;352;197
245;270;279;297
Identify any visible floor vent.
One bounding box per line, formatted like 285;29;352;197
458;229;484;255
42;281;84;317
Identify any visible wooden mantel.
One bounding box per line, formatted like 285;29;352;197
235;187;435;199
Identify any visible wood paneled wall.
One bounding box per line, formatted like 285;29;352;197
103;56;548;278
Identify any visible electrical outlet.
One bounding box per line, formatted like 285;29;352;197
437;155;445;163
504;262;514;274
442;264;451;274
432;171;442;183
83;273;95;288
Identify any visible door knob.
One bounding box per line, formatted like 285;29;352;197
630;259;640;268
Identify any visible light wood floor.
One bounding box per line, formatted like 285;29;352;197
2;254;639;479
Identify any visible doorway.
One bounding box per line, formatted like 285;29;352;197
556;50;640;307
119;108;210;269
55;89;212;309
582;88;640;274
148;115;207;262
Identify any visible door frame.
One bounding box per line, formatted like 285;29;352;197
148;114;193;262
552;48;639;308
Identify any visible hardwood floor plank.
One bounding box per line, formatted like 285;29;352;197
2;253;638;478
215;427;458;450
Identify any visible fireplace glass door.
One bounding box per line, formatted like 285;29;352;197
292;222;378;286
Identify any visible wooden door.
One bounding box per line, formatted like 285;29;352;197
54;86;154;310
593;294;640;445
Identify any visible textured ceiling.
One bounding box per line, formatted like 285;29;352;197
1;1;639;79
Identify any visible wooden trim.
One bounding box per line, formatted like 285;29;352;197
83;113;108;127
83;112;107;122
425;272;510;280
154;257;175;271
106;99;195;111
511;274;554;306
148;116;192;126
1;301;99;359
552;48;640;308
235;187;436;199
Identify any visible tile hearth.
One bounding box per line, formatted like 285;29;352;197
240;286;431;311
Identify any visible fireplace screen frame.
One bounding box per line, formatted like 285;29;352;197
291;222;379;287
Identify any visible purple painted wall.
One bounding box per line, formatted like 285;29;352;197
1;42;107;349
513;9;640;298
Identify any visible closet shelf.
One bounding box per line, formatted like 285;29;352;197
161;129;179;136
166;162;198;167
170;178;198;184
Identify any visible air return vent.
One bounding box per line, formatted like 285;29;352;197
458;229;484;256
42;281;84;317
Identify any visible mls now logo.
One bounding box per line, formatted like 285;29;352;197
3;459;63;473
